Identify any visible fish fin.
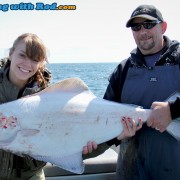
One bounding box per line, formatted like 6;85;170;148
167;119;180;141
165;92;180;141
32;152;84;174
165;91;180;101
21;129;39;137
37;77;90;95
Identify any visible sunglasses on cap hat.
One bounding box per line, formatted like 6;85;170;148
131;20;162;32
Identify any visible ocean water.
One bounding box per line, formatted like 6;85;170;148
47;63;119;98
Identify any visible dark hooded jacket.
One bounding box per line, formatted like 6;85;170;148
0;58;51;180
104;36;180;180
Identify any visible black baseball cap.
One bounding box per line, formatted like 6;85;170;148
126;5;164;27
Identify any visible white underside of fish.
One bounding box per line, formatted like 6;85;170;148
0;77;179;174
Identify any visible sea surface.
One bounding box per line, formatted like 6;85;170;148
47;63;119;98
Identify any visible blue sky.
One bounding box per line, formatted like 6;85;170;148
1;0;180;63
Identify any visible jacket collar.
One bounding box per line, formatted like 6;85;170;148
0;58;40;100
129;36;180;67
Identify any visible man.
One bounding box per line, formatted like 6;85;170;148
103;4;180;180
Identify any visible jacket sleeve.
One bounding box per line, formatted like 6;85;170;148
103;61;126;102
103;61;128;147
82;143;110;160
169;97;180;119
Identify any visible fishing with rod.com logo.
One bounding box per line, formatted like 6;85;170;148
0;2;76;12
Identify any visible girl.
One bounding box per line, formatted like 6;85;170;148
0;33;51;179
0;33;101;179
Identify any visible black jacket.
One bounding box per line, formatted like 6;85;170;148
169;97;180;119
0;58;51;179
104;36;180;180
104;36;180;103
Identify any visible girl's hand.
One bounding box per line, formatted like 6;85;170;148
117;117;142;140
82;141;97;155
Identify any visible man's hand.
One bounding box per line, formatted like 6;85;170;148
147;101;172;132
